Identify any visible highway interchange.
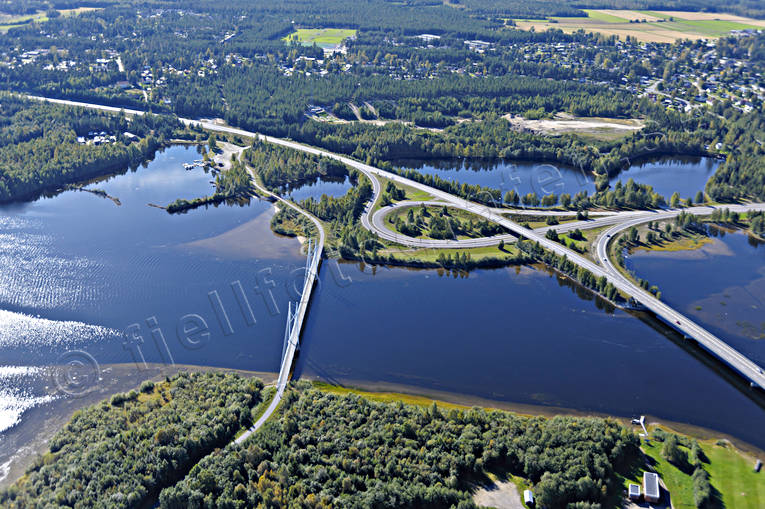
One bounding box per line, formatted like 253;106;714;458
26;94;765;401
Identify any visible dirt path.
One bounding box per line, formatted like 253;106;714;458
214;141;246;170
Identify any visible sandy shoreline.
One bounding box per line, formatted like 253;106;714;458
301;375;765;457
2;365;763;490
0;363;277;489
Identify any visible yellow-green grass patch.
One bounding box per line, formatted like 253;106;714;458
380;242;521;264
0;6;100;32
582;9;630;23
283;28;357;48
314;381;475;410
629;434;765;509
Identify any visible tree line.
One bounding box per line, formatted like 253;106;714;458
518;239;621;302
0;372;266;509
160;382;640;509
167;155;254;213
0;95;185;203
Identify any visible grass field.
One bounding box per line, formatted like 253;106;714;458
582;9;629;23
633;230;714;253
316;382;764;509
629;433;765;509
0;7;100;32
371;175;436;215
514;9;765;42
283;28;357;49
380;242;523;265
705;442;764;509
314;381;475;410
385;204;510;240
0;12;47;31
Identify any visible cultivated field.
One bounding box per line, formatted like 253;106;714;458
514;9;764;42
283;28;357;49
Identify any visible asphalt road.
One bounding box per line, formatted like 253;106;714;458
235;172;325;442
26;95;765;390
370;200;517;248
593;204;765;389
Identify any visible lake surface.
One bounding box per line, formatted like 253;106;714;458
0;145;305;479
1;147;764;485
282;175;353;202
296;263;765;450
626;227;765;363
394;156;718;202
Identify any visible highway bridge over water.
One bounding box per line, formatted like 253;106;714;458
26;95;765;433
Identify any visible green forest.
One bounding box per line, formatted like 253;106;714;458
0;95;186;202
1;1;765;508
167;154;254;213
160;382;640;509
0;1;764;202
0;0;765;202
3;376;762;509
0;372;267;509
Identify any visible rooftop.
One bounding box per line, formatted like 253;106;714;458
643;472;660;498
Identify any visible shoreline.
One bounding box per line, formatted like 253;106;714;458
300;375;765;457
0;363;277;489
2;362;763;491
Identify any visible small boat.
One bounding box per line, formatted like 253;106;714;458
183;163;194;170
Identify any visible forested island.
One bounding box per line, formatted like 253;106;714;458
166;156;254;213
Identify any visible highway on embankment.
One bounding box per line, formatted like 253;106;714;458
26;95;765;394
593;204;765;391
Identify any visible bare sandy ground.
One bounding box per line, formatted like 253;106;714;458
503;114;644;136
473;480;525;509
213;141;245;170
658;11;765;25
513;20;735;42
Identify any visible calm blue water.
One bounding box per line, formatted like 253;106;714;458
296;263;765;449
283;175;353;202
611;157;717;199
627;227;765;364
0;146;303;442
394;156;718;202
2;147;764;475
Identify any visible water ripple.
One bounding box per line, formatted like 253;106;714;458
0;365;56;435
0;229;106;312
0;309;119;349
